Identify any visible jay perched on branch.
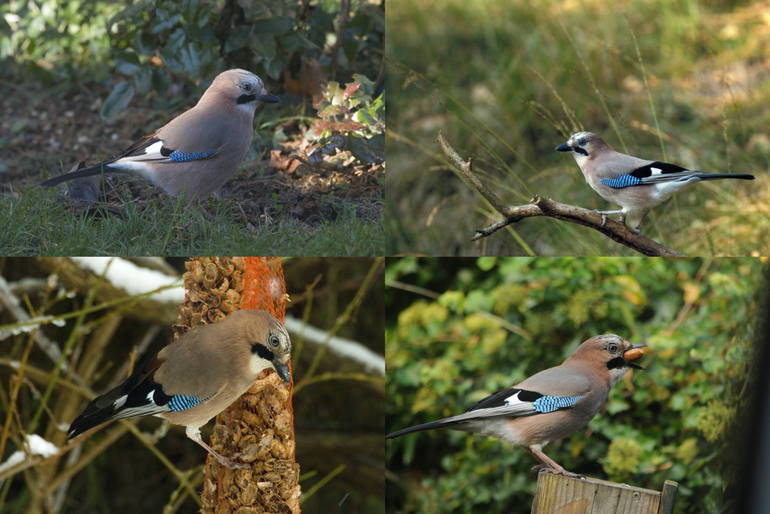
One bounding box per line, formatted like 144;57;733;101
556;131;754;234
386;334;647;479
41;69;280;200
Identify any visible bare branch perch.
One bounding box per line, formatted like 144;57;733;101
437;131;685;257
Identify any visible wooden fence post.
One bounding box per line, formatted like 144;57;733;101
531;472;678;514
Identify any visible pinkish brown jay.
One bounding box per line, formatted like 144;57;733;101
68;309;292;469
41;69;280;200
386;334;647;479
556;131;754;235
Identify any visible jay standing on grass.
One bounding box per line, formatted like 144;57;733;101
68;309;292;469
386;334;647;479
41;69;280;200
556;131;754;235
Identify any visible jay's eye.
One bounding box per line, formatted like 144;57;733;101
578;138;588;146
608;342;618;353
269;334;280;347
243;83;252;92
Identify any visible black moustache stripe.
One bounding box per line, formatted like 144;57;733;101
237;94;257;104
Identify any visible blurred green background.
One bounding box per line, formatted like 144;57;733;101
385;257;763;513
385;0;770;256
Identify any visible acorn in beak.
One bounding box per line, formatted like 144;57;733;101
624;343;648;370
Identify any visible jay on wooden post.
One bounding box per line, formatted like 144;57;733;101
41;69;280;200
68;309;292;469
386;334;647;479
556;131;755;234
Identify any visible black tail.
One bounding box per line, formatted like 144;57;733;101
41;163;117;187
68;354;160;439
67;380;133;439
386;419;452;439
67;395;122;439
700;173;755;181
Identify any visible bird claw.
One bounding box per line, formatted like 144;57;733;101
553;469;586;480
592;210;608;228
530;464;549;478
538;466;586;480
531;464;586;480
213;452;250;469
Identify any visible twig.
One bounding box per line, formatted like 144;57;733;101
329;0;351;81
437;131;686;257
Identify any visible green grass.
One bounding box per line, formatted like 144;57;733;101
0;186;384;256
386;0;770;256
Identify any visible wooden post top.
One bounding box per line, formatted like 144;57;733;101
532;472;679;514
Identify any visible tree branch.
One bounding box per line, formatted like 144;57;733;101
437;131;685;257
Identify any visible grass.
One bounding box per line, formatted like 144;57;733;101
0;185;384;256
385;0;770;256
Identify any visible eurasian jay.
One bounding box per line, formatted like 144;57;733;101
556;132;755;234
386;334;646;479
68;309;292;469
41;69;280;200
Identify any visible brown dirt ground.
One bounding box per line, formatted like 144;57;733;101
1;84;383;226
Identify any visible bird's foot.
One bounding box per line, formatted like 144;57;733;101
196;436;250;469
532;464;586;480
545;467;586;480
530;464;550;478
213;452;249;469
592;210;608;227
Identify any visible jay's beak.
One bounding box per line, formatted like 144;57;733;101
556;143;572;152
624;343;648;370
274;360;291;383
258;93;281;104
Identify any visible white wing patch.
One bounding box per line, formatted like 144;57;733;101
113;395;127;410
140;141;164;157
503;391;528;408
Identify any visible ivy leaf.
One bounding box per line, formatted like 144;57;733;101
180;43;201;76
115;51;141;76
135;65;153;96
101;81;134;119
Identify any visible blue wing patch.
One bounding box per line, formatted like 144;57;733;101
532;395;583;413
169;149;217;162
601;175;643;188
168;391;217;411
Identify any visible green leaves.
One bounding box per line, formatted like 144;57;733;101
101;81;134;120
115;51;141;75
386;257;761;513
308;76;385;167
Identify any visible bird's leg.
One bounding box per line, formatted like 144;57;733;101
632;210;650;236
187;427;249;469
526;447;585;480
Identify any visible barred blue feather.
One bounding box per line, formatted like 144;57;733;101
532;395;583;413
168;392;217;412
169;149;217;162
601;175;642;188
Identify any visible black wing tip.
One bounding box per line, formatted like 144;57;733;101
66;417;91;440
66;399;121;440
